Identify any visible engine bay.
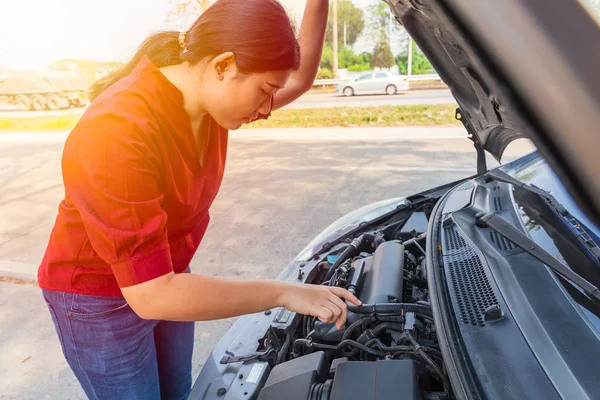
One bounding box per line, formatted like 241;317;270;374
192;157;600;400
252;198;451;400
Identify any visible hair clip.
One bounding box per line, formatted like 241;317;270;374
178;31;189;54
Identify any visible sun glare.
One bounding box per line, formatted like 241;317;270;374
0;0;306;72
0;0;173;71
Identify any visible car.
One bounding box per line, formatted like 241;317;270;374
335;71;410;96
191;0;600;399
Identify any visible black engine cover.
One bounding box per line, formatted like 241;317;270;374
257;352;326;400
258;355;422;400
329;359;421;400
360;241;405;305
347;241;405;325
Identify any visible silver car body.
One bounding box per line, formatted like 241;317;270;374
336;71;410;96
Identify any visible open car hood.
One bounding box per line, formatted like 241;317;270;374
387;0;600;227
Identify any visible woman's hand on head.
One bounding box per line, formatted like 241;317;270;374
277;283;362;330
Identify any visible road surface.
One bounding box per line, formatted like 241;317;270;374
284;89;456;109
0;127;534;399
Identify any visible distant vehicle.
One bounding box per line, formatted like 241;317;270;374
336;71;410;96
0;70;89;111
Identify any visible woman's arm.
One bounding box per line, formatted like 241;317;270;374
122;271;361;330
272;0;329;110
65;115;358;326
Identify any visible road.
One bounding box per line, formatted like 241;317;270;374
0;127;534;399
284;89;456;109
0;90;455;118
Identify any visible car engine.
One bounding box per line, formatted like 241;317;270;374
256;205;449;400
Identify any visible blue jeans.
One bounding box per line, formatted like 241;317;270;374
42;289;194;400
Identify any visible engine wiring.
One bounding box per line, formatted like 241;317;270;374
273;203;450;396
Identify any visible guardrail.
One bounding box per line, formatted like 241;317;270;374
406;74;443;82
313;74;442;87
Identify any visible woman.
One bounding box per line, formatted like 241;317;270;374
38;0;360;399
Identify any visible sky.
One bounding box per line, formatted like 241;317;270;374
0;0;397;71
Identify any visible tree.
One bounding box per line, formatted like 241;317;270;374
321;44;372;71
366;1;404;44
325;0;365;48
166;0;214;29
338;47;358;68
357;52;372;65
316;67;334;79
395;43;435;75
320;44;333;70
371;41;395;69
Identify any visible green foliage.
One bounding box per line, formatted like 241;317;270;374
356;52;372;65
371;41;395;69
396;42;435;75
316;68;334;79
325;0;365;47
242;104;460;129
368;2;388;42
320;45;372;72
367;2;403;44
320;44;333;69
348;63;371;72
338;47;358;69
0;114;83;131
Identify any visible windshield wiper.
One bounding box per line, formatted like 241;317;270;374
476;212;600;303
485;169;567;215
486;169;600;261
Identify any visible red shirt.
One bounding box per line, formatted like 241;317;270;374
38;56;233;296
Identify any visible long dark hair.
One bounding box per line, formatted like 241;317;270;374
89;0;300;100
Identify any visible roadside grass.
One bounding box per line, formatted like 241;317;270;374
242;104;459;129
0;104;460;132
0;114;82;131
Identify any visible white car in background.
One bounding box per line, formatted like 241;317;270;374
336;71;410;96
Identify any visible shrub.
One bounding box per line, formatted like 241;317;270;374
316;68;334;79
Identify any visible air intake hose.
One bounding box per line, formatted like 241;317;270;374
323;233;380;282
347;302;433;317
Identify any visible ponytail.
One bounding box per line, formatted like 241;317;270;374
89;31;184;101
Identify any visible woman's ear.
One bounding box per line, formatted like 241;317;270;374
211;52;236;80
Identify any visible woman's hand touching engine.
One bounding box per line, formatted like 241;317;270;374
277;283;362;330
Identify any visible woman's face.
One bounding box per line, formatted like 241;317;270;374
201;53;291;130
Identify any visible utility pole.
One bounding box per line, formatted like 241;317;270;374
332;0;339;78
388;12;393;49
407;37;413;76
344;21;347;48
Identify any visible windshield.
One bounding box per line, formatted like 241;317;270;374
501;152;600;332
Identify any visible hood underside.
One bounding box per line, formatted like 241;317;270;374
387;0;526;162
387;0;600;228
